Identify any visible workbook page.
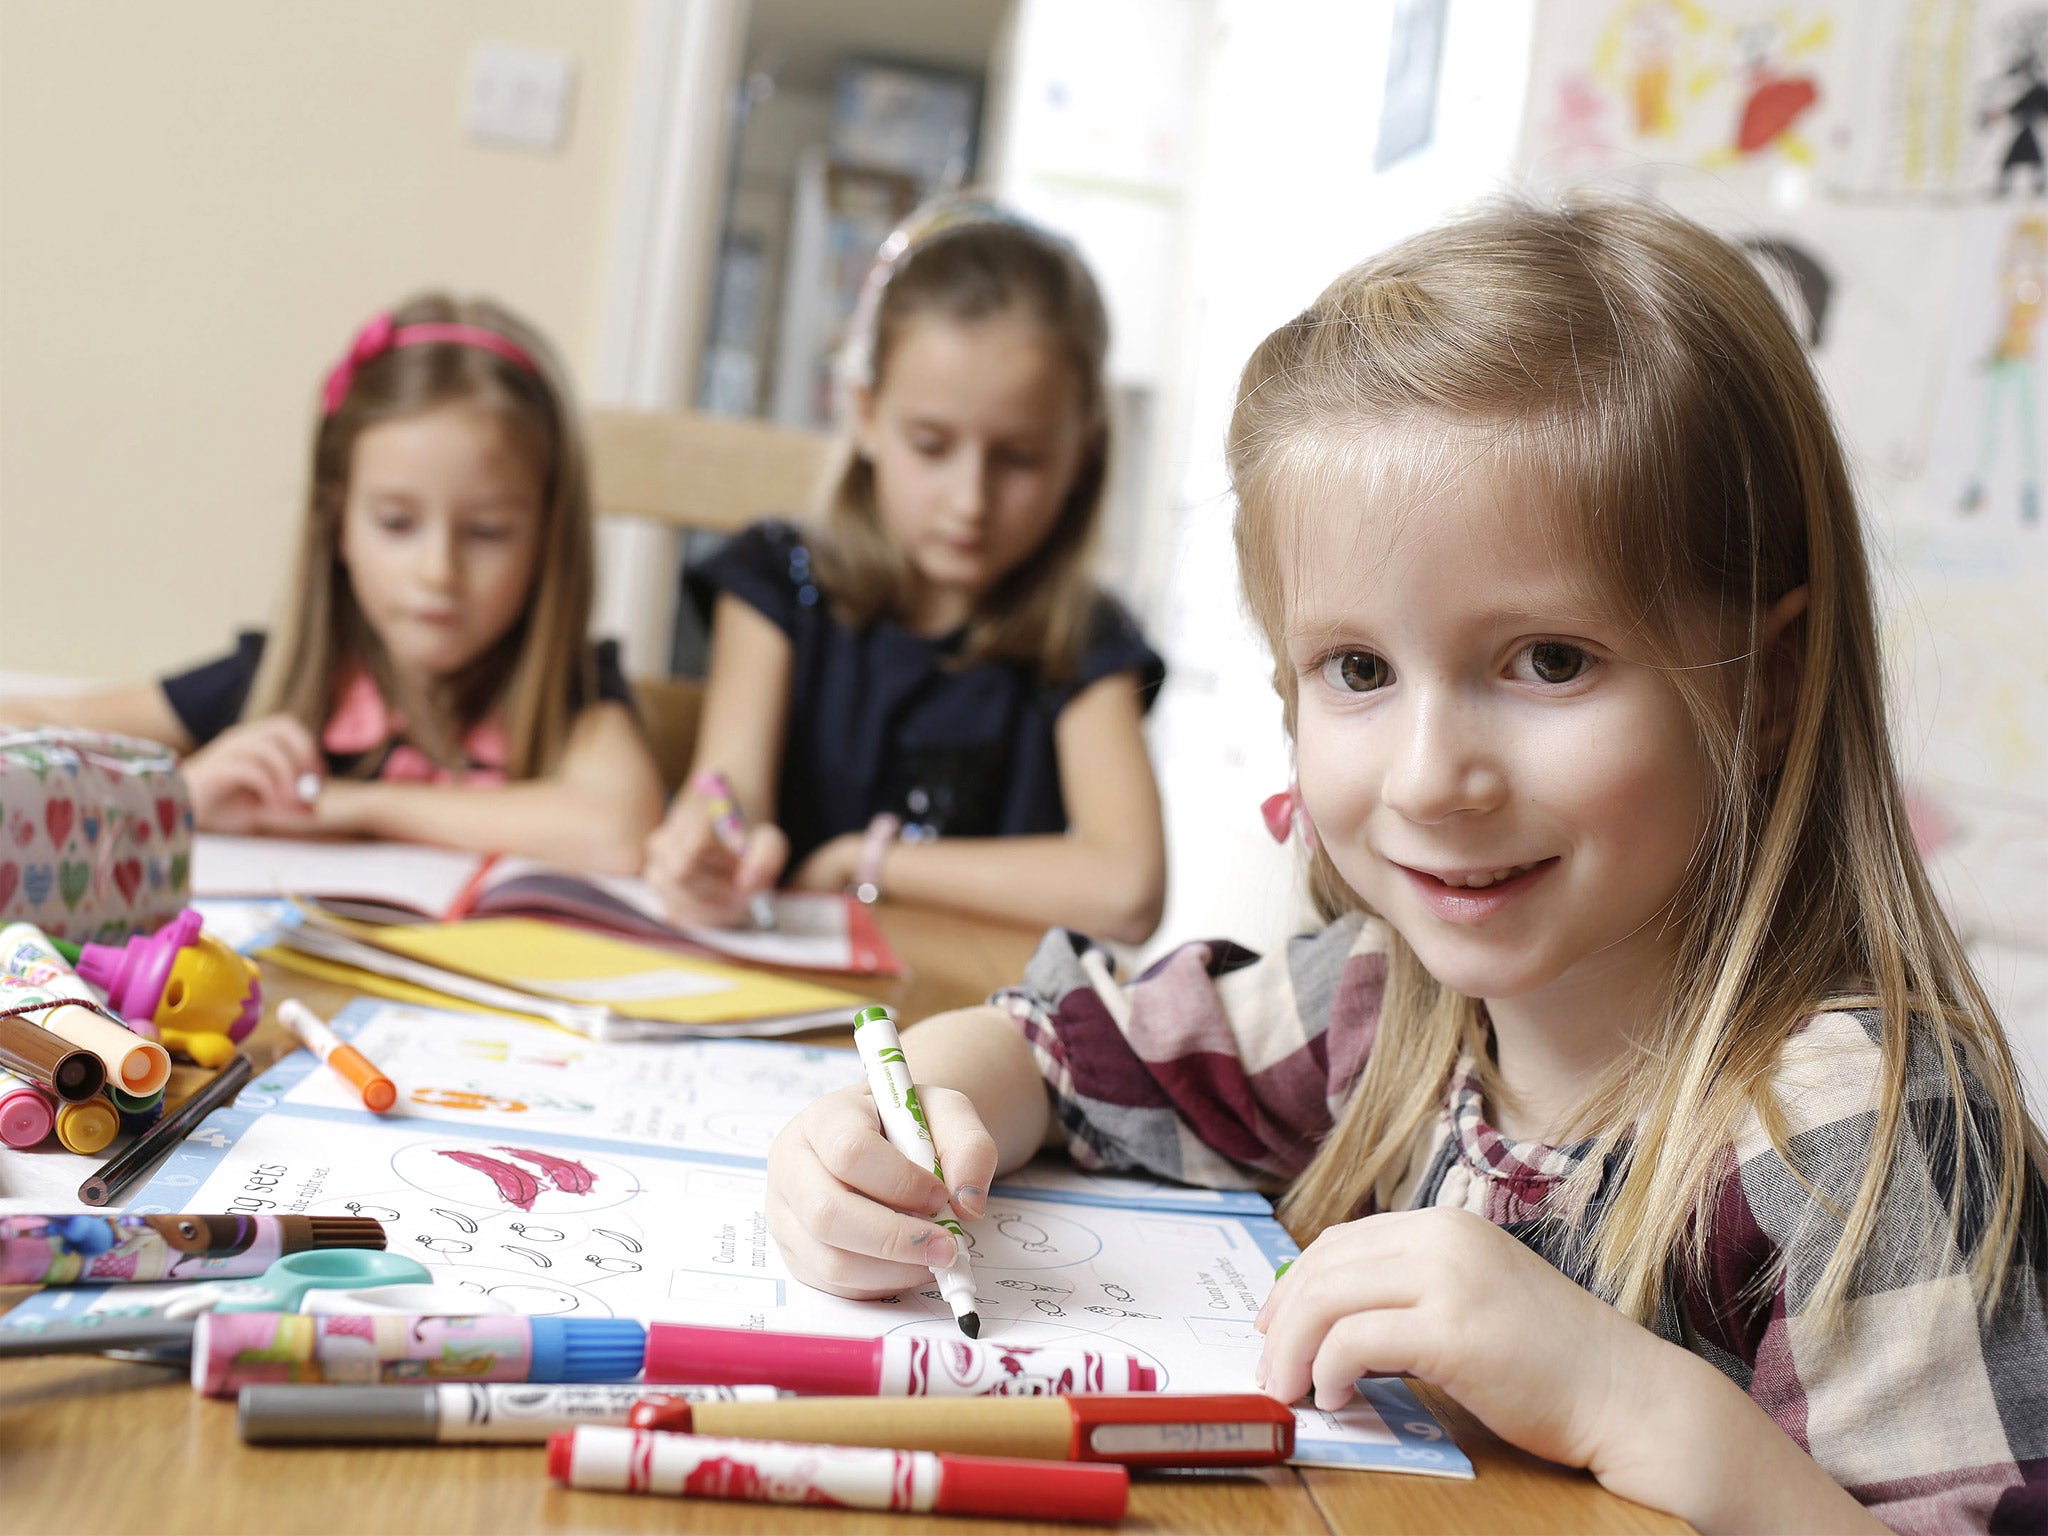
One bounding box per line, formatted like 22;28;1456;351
3;1000;1469;1476
192;834;481;914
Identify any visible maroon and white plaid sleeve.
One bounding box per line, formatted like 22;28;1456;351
990;914;1392;1190
1681;1010;2048;1534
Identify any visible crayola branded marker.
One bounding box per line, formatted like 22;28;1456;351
549;1427;1129;1523
850;1004;979;1337
645;1322;1159;1396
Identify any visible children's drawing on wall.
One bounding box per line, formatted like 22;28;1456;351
1982;9;2048;195
1715;13;1832;165
1952;212;2046;525
1600;0;1717;144
1521;0;1844;186
1849;1;2048;197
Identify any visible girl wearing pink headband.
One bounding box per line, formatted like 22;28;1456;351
5;294;665;872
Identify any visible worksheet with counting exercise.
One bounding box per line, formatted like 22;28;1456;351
2;999;1471;1476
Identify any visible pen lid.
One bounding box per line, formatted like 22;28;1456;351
850;1005;894;1030
1066;1391;1296;1465
530;1318;646;1383
238;1384;438;1443
937;1454;1128;1524
295;1216;390;1251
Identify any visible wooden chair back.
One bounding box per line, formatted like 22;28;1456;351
588;409;833;793
587;408;833;535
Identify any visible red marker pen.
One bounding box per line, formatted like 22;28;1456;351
550;1426;1129;1524
645;1322;1159;1397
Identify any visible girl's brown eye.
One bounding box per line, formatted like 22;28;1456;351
1322;651;1392;693
1528;642;1589;684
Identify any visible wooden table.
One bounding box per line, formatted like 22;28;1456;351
0;902;1686;1535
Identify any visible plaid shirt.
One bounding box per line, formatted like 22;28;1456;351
993;915;2048;1534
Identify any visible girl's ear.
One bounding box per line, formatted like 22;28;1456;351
1757;584;1809;772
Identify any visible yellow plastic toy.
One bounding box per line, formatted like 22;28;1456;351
64;909;261;1067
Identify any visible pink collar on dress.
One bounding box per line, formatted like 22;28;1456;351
323;668;508;785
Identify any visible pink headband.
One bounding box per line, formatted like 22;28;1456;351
321;311;539;415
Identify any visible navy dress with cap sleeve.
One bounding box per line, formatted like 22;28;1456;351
687;520;1165;873
158;632;635;777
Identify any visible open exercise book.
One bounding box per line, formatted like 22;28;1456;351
3;999;1470;1477
192;834;900;976
265;914;873;1042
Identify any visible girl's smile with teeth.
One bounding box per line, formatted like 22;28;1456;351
1420;861;1546;890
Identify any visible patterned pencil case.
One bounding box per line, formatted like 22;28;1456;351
0;729;192;943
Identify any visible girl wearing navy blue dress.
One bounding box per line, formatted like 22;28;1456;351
4;295;666;873
644;204;1167;943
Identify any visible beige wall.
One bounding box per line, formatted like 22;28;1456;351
0;2;639;679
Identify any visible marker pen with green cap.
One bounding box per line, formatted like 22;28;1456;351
850;1004;980;1338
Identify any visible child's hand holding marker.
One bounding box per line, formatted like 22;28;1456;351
644;771;787;930
766;1009;999;1308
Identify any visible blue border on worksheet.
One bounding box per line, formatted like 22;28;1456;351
0;998;1468;1475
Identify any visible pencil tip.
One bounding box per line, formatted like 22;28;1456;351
958;1311;980;1339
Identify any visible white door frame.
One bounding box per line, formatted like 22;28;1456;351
591;0;752;676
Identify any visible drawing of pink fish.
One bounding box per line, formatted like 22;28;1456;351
497;1146;595;1195
437;1149;542;1211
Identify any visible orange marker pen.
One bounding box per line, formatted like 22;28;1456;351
278;999;396;1113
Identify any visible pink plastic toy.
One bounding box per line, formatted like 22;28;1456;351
64;910;260;1068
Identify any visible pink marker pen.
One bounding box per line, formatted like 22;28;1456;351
645;1323;1159;1397
0;1068;55;1149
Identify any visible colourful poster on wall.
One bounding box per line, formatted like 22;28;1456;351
1520;0;1849;187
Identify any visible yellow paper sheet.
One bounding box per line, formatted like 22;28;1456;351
359;918;868;1026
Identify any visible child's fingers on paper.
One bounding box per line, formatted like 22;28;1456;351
1305;1310;1422;1411
1254;1240;1426;1397
918;1088;998;1218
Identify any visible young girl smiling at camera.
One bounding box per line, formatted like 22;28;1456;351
643;202;1167;943
765;200;2048;1533
5;296;666;873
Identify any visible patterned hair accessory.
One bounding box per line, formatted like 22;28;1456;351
835;194;1071;405
321;311;539;416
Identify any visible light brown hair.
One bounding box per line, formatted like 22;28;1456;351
816;218;1111;681
249;293;597;779
1230;195;2045;1329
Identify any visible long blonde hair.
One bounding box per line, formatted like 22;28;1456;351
249;293;597;779
1231;196;2045;1330
816;214;1112;683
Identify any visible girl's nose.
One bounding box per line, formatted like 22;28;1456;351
418;524;459;588
1380;691;1506;824
947;446;988;518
